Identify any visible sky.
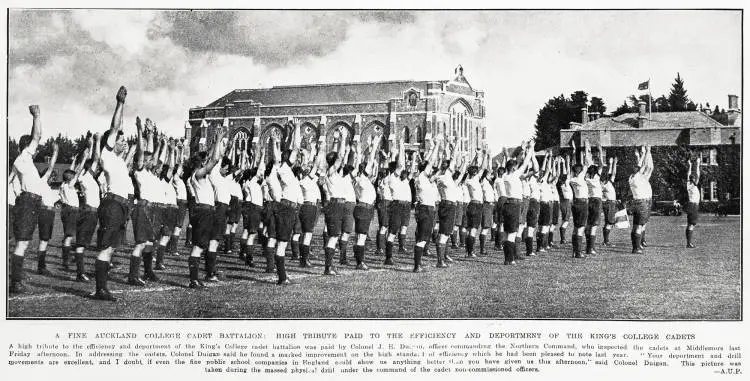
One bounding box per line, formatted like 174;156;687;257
7;9;742;150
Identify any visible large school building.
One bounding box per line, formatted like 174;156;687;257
185;65;486;157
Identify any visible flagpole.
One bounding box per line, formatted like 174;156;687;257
648;77;652;122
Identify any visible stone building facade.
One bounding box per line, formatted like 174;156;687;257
186;66;486;158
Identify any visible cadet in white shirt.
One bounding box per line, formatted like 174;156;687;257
154;141;181;271
271;120;303;285
584;143;605;255
352;135;381;270
74;135;102;283
502;140;534;265
375;151;392;257
169;144;189;257
558;155;574;244
493;154;508;250
568;140;591;258
58;136;92;274
321;127;353;275
36;144;60;278
91;86;130;301
295;136;323;268
522;154;541;257
411;136;441;272
261;136;283;274
535;152;554;254
601;156;618;247
186;129;227;288
479;151;496;256
9;105;44;293
685;158;701;248
629;145;654;254
239;147;264;267
548;157;562;248
434;136;462;267
462;147;486;258
385;136;412;264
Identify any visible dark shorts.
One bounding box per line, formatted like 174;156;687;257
262;201;277;238
275;201;299;242
632;198;651;226
162;206;178;234
9;204;14;239
212;202;229;240
560;199;571;222
495;197;507;225
13;192;41;241
228;196;241;224
526;199;540;228
686;202;699;225
325;199;355;236
60;204;79;238
551;201;560;224
603;200;617;225
377;199;390;227
132;203;155;244
520;197;530;225
455;202;466;228
299;203;320;233
176;199;188;228
97;196;129;250
481;202;494;229
538;201;551;226
353;203;375;235
466;201;483;229
38;207;55;242
414;205;436;243
242;202;262;232
189;204;215;250
76;207;98;247
387;200;411;235
437;201;457;235
502;199;521;233
587;197;602;226
572;198;589;229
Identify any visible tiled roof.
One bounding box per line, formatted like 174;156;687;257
205;80;444;107
578;111;724;130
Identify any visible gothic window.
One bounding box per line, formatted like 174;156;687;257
403;127;411;143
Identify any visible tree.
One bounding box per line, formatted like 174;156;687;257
533;91;610;151
589;97;606;114
667;72;696;111
612;101;632;117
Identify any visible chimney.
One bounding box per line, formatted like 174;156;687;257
637;101;647;128
589;112;600;121
727;94;741;126
581;107;588;124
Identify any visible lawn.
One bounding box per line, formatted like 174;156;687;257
6;214;741;320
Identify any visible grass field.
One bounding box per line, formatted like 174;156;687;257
6;214;741;320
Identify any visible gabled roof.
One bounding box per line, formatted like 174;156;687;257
204;80;441;107
578;111;724;130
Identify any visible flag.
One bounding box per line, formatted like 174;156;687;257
614;208;630;229
638;80;649;91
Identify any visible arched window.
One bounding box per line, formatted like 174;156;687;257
403;127;411;143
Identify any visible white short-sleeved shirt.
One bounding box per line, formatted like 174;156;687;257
539;182;552;203
569;174;588;199
59;181;79;207
134;170;160;203
79;171;101;208
465;177;483;202
586;175;603;199
243;178;264;206
687;182;700;203
629;174;652;200
190;172;216;206
173;177;188;201
481;180;496;203
209;166;232;204
414;173;438;206
550;183;559;201
461;183;470;203
100;148;131;199
41;184;59;208
378;176;393;201
163;179;177;206
528;177;541;200
390;175;412;202
277;164;303;203
434;171;459;203
228;177;243;200
602;181;616;201
494;177;507;198
12;146;45;196
504;171;523;199
354;175;376;204
299;175;321;203
560;180;573;200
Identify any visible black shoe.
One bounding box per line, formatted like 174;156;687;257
641;241;648;248
91;289;117;301
632;248;644;254
412;265;425;273
143;272;160;282
687;243;696;248
188;280;205;289
76;274;90;282
444;255;453;263
587;249;598;255
204;274;219;282
276;278;291;286
527;253;536;257
356;263;369;270
574;253;586;259
383;258;394;266
127;277;146;286
375;249;384;257
451;244;459;249
436;262;448;269
323;267;338;276
504;261;517;266
37;267;53;276
466;253;477;258
154;263;166;271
